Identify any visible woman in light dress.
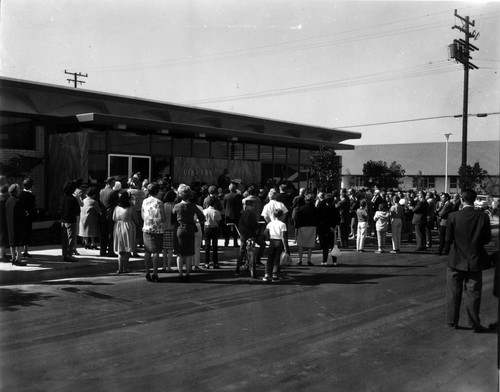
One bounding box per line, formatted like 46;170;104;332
79;187;101;250
113;192;138;273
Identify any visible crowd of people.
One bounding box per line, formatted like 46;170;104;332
0;176;38;266
0;172;495;275
0;171;497;330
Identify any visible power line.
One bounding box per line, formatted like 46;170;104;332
87;7;489;73
182;61;459;105
335;112;500;129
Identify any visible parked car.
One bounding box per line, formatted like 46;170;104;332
474;194;493;209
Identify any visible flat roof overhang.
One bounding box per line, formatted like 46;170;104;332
43;112;357;150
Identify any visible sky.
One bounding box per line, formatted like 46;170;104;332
1;0;499;146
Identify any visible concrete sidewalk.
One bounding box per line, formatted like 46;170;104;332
0;239;298;285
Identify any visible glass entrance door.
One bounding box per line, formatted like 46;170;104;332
109;154;151;183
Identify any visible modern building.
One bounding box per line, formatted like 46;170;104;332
340;141;500;194
0;77;361;215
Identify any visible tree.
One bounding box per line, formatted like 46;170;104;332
362;160;405;190
308;146;342;192
458;162;488;192
412;170;425;191
482;175;499;196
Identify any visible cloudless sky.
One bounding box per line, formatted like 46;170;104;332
1;0;499;146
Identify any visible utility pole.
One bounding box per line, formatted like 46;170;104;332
64;70;88;88
448;10;479;184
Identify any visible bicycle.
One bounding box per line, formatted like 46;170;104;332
227;223;257;279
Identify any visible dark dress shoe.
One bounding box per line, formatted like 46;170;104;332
472;325;489;333
151;274;159;282
22;252;32;258
12;259;27;266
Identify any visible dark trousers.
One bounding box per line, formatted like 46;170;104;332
61;222;76;258
339;222;350;248
446;267;482;327
204;227;219;265
414;222;426;250
266;239;283;277
100;219;114;256
318;227;334;263
425;220;434;247
437;226;449;255
224;217;239;247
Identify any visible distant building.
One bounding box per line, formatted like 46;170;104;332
340;141;499;194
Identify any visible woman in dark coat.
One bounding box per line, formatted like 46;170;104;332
6;184;27;266
0;184;10;260
172;184;205;281
294;193;320;266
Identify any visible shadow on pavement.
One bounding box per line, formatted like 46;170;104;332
0;288;57;311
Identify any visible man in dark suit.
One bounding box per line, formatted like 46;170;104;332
99;176;118;257
445;189;491;332
223;182;243;247
411;190;428;251
436;192;454;256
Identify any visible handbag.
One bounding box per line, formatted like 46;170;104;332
280;251;292;266
331;245;341;257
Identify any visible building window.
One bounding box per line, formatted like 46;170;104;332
151;135;172;156
193;139;210;158
299;150;311;166
0;116;36;150
210;141;227;159
88;131;106;152
153;157;172;180
228;142;243;160
88;153;107;185
260;145;274;186
244;144;259;160
413;176;436;190
108;130;150;154
450;176;458;190
172;138;191;157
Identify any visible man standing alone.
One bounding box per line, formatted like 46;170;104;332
445;189;491;332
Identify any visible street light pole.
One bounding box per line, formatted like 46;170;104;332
443;133;452;193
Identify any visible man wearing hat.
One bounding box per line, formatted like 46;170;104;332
19;178;37;258
99;176;119;257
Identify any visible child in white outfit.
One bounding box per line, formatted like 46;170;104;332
373;203;390;253
263;209;290;282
